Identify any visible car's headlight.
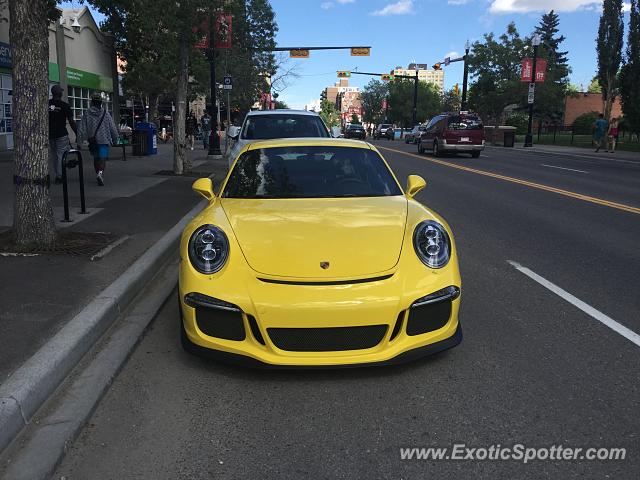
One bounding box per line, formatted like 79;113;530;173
188;225;229;274
413;220;451;269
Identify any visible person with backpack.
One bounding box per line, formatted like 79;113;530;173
49;85;77;184
78;92;119;186
200;112;212;150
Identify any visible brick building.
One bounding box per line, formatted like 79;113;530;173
564;92;623;125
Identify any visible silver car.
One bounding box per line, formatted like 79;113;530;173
226;109;331;165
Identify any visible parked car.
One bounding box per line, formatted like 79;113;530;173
374;123;392;140
344;123;366;140
404;124;427;144
226;109;331;165
417;112;485;157
179;138;462;366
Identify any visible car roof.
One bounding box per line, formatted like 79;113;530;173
245;109;321;117
245;138;372;151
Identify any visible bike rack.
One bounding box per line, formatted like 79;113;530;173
61;149;87;223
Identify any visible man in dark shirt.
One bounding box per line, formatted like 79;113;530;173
49;85;77;184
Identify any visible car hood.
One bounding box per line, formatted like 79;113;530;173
221;196;408;278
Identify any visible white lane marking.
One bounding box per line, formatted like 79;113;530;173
508;260;640;348
540;164;590;174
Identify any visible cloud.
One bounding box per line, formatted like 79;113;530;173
321;2;334;9
336;0;356;3
448;0;470;4
371;0;414;16
445;51;460;59
489;0;608;13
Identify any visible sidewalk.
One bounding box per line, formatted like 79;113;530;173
0;142;228;383
486;143;640;164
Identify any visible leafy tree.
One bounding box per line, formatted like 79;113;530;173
597;0;624;121
467;22;527;124
441;87;461;113
572;111;600;134
350;113;359;124
588;75;602;93
620;0;640;136
360;79;388;124
388;80;440;127
534;10;571;123
504;113;529;134
274;99;289;109
319;99;340;127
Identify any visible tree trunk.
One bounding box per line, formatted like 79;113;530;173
10;0;56;247
604;72;615;122
173;33;189;175
149;94;160;125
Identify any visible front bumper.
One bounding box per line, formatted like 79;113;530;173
179;273;462;367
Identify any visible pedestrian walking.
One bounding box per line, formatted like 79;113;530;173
200;111;212;150
186;113;197;151
593;113;608;153
607;117;619;153
78;92;119;186
49;85;77;184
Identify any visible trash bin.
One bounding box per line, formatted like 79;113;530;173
503;130;515;147
134;122;158;155
132;129;148;156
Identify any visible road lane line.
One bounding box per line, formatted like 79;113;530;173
508;260;640;349
378;145;640;215
541;164;590;174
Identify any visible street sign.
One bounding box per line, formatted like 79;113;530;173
444;57;450;66
527;83;535;104
350;47;370;56
223;75;233;90
290;49;310;58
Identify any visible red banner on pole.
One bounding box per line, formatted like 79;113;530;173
214;13;232;49
193;17;209;49
521;58;547;82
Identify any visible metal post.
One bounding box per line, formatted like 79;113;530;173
76;150;86;214
461;42;470;111
412;70;418;126
524;35;540;148
208;42;222;157
61;157;71;222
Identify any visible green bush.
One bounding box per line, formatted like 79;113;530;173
572;111;600;134
504;114;529;135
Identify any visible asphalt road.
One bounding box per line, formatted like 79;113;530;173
56;143;640;479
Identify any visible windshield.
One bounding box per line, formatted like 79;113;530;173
223;146;402;199
447;116;483;130
241;114;329;139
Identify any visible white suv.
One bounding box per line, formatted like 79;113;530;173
226;109;331;166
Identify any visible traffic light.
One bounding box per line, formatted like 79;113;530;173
432;63;441;70
337;71;351;78
381;74;394;81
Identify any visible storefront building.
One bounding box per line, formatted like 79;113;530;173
0;6;118;150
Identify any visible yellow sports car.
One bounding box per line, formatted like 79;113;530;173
178;138;461;367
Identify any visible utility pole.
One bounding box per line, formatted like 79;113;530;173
524;33;541;148
461;40;470;111
412;69;419;125
207;16;222;157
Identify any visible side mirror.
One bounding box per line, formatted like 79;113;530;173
406;175;426;198
192;177;215;201
227;126;240;140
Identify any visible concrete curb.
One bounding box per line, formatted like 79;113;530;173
0;199;205;455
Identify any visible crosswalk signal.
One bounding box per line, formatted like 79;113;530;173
432;63;441;71
337;71;351;78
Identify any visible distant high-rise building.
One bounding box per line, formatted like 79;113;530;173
392;65;444;90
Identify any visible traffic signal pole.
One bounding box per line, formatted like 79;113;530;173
343;70;421;125
524;35;541;148
461;42;470;111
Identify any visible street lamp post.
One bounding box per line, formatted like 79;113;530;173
208;44;222;157
461;40;471;111
524;33;541;148
412;69;418;125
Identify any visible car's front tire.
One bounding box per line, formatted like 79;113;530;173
417;140;425;154
433;141;441;157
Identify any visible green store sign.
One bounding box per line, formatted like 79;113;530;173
48;63;113;92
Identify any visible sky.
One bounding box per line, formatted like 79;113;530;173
270;0;632;109
69;0;632;110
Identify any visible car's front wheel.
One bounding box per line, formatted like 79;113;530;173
433;141;440;157
417;140;425;154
